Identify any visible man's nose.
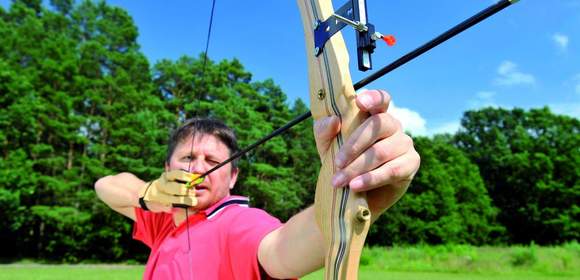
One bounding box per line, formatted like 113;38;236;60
187;159;208;174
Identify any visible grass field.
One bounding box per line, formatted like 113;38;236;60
1;244;578;279
0;265;578;280
304;270;580;280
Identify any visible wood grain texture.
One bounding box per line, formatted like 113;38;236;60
297;0;371;279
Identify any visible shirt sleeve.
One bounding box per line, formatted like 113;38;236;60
132;207;174;251
226;207;286;280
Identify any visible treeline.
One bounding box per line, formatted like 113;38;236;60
370;109;579;246
0;0;577;263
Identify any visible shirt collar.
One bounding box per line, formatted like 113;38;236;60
203;195;249;219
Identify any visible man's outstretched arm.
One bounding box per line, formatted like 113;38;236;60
94;172;145;221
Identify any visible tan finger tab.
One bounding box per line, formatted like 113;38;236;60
164;170;193;182
159;181;189;195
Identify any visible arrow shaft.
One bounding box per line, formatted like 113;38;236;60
198;0;518;180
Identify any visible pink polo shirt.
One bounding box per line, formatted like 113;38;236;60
133;195;285;280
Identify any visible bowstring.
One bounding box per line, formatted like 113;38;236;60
184;0;218;279
185;207;193;280
187;0;217;171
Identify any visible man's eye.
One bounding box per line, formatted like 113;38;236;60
208;159;220;165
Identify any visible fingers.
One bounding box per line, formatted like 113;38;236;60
333;131;413;189
161;170;205;195
348;148;420;192
164;169;194;183
313;115;341;157
145;186;197;206
356;90;391;115
335;113;401;168
141;170;200;209
312;90;391;157
159;181;191;195
171;195;197;206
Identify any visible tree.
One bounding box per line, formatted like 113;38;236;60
454;107;579;244
0;0;168;261
369;135;503;245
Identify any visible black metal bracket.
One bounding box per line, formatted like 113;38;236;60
313;0;376;71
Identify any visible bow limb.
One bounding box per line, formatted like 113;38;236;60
297;1;371;279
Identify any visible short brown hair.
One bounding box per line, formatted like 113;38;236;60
166;118;239;169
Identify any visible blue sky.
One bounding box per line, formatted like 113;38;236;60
2;0;579;135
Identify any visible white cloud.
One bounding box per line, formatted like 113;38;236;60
356;88;428;135
468;90;498;109
553;33;569;51
429;121;461;136
494;61;536;86
382;100;464;137
387;101;427;136
549;102;580;119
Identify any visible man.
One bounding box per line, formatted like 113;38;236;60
95;90;420;279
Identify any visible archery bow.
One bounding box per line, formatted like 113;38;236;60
295;0;520;279
298;1;370;279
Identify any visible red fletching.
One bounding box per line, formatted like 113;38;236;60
382;35;396;46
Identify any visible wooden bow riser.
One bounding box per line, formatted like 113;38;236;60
297;0;372;279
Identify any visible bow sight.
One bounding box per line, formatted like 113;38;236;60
313;0;392;71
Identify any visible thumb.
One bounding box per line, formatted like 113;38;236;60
313;115;341;157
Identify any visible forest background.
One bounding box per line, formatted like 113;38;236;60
0;0;578;264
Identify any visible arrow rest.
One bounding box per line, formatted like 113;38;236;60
313;0;394;71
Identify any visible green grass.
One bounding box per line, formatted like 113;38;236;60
301;243;580;279
1;244;579;279
0;264;144;280
303;270;580;280
359;243;580;275
0;265;578;280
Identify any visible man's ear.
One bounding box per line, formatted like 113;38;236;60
164;162;170;172
229;168;239;190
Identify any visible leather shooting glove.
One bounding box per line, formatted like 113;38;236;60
138;170;203;209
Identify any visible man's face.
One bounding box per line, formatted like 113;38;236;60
165;133;238;210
